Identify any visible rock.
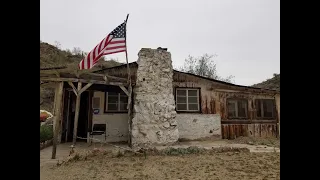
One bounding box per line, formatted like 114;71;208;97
131;48;179;148
248;141;254;145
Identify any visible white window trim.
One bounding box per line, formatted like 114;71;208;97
175;88;200;112
105;92;128;112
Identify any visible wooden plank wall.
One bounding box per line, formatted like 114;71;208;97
105;64;280;140
221;124;278;139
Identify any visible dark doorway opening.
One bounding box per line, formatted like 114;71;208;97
62;90;89;142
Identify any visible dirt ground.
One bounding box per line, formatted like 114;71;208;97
40;150;280;180
228;137;280;148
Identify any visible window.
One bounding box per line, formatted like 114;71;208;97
227;99;248;118
92;97;100;109
176;88;200;111
256;99;275;119
105;91;128;112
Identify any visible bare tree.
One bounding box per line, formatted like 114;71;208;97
180;54;235;83
54;41;61;49
72;47;82;55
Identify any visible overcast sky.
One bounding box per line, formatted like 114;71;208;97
40;0;279;86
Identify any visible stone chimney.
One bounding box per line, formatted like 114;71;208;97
131;48;179;148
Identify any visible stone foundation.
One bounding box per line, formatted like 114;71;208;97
131;48;179;148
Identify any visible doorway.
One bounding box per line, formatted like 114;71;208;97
62;90;90;142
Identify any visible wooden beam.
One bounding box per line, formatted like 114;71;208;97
58;89;65;143
40;77;127;86
72;82;82;145
40;82;56;88
86;73;127;81
52;82;64;159
78;83;93;95
65;91;71;143
119;85;129;96
68;82;78;96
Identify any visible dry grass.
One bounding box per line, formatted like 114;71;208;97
40;147;279;180
228;136;280;148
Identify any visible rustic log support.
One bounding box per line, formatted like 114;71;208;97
119;85;129;96
40;77;127;86
68;82;78;96
78;83;93;95
72;82;82;145
86;72;127;81
52;82;64;159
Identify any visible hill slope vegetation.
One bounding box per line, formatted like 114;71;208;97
40;42;123;111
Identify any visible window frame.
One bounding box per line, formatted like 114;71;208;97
92;97;100;109
255;99;276;120
226;98;248;119
104;91;128;113
175;88;201;112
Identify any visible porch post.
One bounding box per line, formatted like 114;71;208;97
52;82;64;159
72;82;82;145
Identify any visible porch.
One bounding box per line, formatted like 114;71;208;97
40;65;133;159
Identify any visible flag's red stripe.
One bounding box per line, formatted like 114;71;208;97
105;45;126;51
103;49;126;56
92;46;98;60
78;24;126;70
80;59;84;70
87;52;91;68
109;40;125;44
98;36;108;52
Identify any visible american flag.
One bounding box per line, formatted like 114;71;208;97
79;22;127;70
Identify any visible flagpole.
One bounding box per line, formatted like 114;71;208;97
124;14;130;83
124;14;132;146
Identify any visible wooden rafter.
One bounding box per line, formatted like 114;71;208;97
68;82;78;96
78;83;93;95
40;77;127;86
119;85;129;96
86;73;127;81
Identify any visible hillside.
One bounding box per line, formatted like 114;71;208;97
40;41;123;111
252;73;280;91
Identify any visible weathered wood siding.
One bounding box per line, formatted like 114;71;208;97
103;64;280;139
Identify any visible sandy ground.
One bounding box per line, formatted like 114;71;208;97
40;151;280;180
227;137;280;148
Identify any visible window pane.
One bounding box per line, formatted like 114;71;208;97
120;91;127;96
228;101;236;117
119;103;128;111
108;96;118;103
256;100;262;117
177;104;187;110
188;104;199;111
108;92;118;96
188;90;198;96
263;100;274;118
177;90;186;96
107;103;118;111
188;97;198;103
120;96;128;104
238;100;247;117
177;96;186;103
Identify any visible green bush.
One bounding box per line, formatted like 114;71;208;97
162;146;205;156
40;125;53;142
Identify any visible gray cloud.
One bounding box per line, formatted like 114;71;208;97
40;0;279;86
